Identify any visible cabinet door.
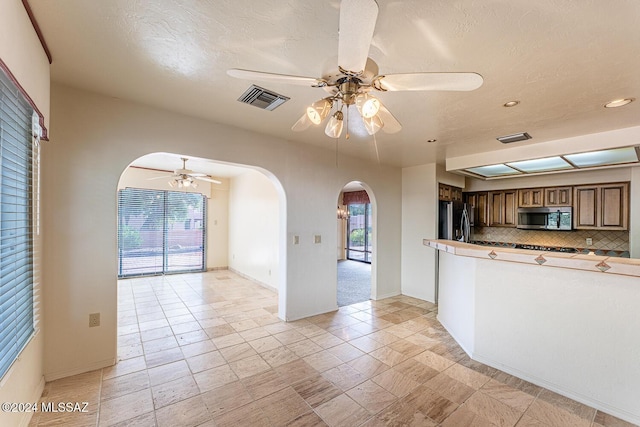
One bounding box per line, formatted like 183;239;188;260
488;192;503;226
574;186;597;228
600;183;628;229
545;187;572;207
451;187;463;202
518;188;544;207
439;184;451;201
476;192;488;226
504;191;517;226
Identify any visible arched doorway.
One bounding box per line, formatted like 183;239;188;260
337;182;373;307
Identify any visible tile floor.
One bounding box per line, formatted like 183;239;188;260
29;271;636;427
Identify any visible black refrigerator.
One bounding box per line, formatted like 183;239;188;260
438;200;473;242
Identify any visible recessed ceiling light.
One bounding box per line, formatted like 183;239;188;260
503;100;520;107
604;98;634;108
427;139;437;143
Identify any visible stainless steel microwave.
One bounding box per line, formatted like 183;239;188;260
517;207;572;230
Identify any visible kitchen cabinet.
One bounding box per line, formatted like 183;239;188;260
574;183;629;230
488;190;517;227
466;192;488;226
439;183;463;202
545;186;572;207
518;188;544;207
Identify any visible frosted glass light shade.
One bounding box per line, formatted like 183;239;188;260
325;111;344;138
465;164;520;177
306;98;332;124
356;93;381;118
363;115;384;135
506;156;572;173
564;146;639;167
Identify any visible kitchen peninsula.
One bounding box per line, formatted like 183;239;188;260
425;239;640;425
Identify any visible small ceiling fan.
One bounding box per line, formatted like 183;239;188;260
148;157;221;189
227;0;483;139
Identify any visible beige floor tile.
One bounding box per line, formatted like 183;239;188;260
193;364;238;393
347;354;391;378
285;411;328;427
240;368;288;399
210;332;245;349
425;372;476;404
372;368;420;397
367;330;402;346
155;395;211;427
180;339;217;359
326;342;365;363
315;394;371;427
275;359;319;385
273;329;306;345
413;350;456;372
255;386;313;425
102;356;147;380
516;414;550;426
321;363;368;391
101;370;150;402
402;385;459;423
393;357;438;383
260;345;300;368
108;411;157;427
145;346;184;368
99;388;154;426
350;336;385;353
481;379;537;412
346;379;397;414
239;326;271;341
287;339;324;358
218;342;258;363
185;350;226;373
525;399;592;427
229;354;271;379
463;392;523;427
151;375;200;409
148;360;192;387
303;350;344;372
212;402;271;427
201;380;253;418
593;410;638;427
292;374;343;408
369;346;408;367
536;389;597;421
441;406;498;427
248;335;283;353
443;363;492;390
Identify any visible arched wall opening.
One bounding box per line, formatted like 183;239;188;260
116;152;287;319
336;181;377;306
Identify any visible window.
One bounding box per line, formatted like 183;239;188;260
117;188;206;277
0;68;35;379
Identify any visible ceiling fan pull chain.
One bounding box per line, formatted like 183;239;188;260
346;105;350;140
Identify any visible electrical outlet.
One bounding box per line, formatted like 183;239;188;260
89;313;100;327
586;238;593;246
293;235;300;245
314;235;322;244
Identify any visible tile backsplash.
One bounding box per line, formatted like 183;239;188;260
473;227;629;251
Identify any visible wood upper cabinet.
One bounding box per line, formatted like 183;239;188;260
488;190;517;227
545;187;572;207
518;188;544;207
574;183;629;230
439;183;463;202
466;192;488;226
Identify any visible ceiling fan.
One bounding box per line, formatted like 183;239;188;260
148;157;221;189
227;0;483;139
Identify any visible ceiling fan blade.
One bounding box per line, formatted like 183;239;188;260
147;175;174;180
377;104;402;134
227;69;325;87
291;113;312;132
374;72;484;92
195;176;222;184
338;0;378;74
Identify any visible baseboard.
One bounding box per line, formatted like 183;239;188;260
18;376;45;427
44;357;116;382
471;353;640;425
436;314;474;357
372;291;401;300
228;268;278;293
207;266;229;271
286;305;339;322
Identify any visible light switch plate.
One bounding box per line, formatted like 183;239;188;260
314;235;321;244
586;238;593;246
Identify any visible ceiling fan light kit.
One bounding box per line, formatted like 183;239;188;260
148;157;221;189
227;0;483;140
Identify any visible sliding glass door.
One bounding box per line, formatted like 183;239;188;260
117;188;206;277
347;202;372;263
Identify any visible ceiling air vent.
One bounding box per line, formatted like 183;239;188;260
497;132;532;144
237;85;289;111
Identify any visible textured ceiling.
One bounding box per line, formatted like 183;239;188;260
28;0;640;169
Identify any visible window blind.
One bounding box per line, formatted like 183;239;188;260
118;188;206;277
0;68;34;379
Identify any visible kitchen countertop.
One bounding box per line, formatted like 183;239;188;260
424;239;640;278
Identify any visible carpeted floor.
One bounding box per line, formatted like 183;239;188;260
337;259;371;307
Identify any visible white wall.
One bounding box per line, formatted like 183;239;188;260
117;165;230;269
0;2;49;426
228;169;279;290
630;167;640;258
401;164;437;301
436;250;640;425
41;83;403;380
